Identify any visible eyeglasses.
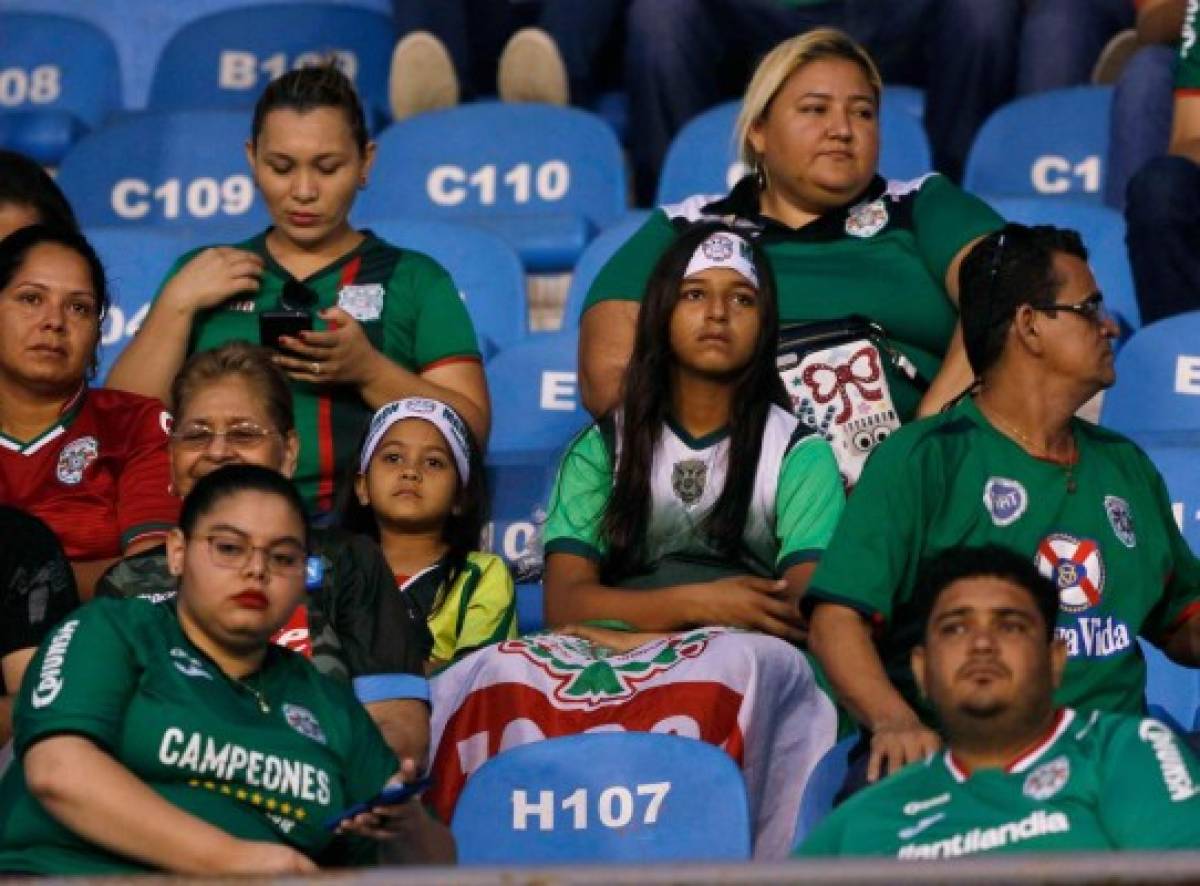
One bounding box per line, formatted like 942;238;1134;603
171;423;280;450
1029;292;1109;326
201;533;307;576
280;279;317;312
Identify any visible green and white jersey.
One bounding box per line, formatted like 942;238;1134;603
808;396;1200;716
0;598;397;875
798;708;1200;857
543;405;845;587
583;175;1002;420
163;230;481;513
1177;1;1200;92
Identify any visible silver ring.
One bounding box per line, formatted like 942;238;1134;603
311;361;321;376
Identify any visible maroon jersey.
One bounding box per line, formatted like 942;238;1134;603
0;387;178;560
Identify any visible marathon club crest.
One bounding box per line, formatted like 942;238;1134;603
336;283;385;322
672;458;707;506
844;199;889;238
983;477;1028;527
1103;495;1137;548
1023;756;1071;801
1034;534;1105;613
701;233;736;261
56;436;98;485
283;703;327;745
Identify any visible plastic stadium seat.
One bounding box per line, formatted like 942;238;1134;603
654;96;932;206
791;734;856;848
57;110;269;231
146;4;396;127
964;86;1112;203
885;84;925;120
451;732;752;864
354;217;527;358
1100;311;1200;437
514;581;545;634
484;331;589;456
357;103;626;272
988;196;1140;332
86;226;196;380
0;13;122;163
485;445;565;590
560;211;651;329
1141;639;1200;734
1136;439;1200;553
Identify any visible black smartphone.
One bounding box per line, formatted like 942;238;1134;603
323;777;433;831
258;310;312;352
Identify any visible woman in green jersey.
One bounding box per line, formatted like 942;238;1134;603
0;464;451;875
108;65;489;517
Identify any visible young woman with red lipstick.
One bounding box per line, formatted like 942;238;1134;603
108;65;490;519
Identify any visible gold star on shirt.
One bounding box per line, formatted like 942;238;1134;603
266;798;277;810
280;803;291;815
236;789;248;800
295;808;307;821
251;793;263;805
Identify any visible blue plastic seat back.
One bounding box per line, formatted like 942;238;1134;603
792;733;856;848
1135;438;1200;554
965;86;1112;203
1141;638;1200;734
356;216;527;356
1101;311;1200;436
484;331;589;456
560;211;651;329
654;94;932;206
451;732;751;864
358;103;626;272
0;109;88;166
87;226;197;381
57;110;269;230
484;444;567;593
147;3;396;124
988;196;1140;331
0;13;121;130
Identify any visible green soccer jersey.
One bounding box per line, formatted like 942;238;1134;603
1177;3;1200;91
798;708;1200;857
164;230;481;513
543;405;845;586
583;175;1002;420
0;598;397;875
808;396;1200;716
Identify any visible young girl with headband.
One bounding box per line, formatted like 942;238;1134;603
341;398;515;672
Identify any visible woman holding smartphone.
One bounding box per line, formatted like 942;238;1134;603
108;66;490;518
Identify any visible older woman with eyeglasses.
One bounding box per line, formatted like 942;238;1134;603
805;222;1200;789
0;464;453;875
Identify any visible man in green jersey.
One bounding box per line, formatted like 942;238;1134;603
798;544;1200;858
807;224;1200;784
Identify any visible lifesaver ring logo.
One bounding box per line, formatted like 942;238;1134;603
1034;534;1105;613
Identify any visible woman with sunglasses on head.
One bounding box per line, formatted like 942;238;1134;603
0;464;453;875
0;226;177;599
98;342;433;766
108;65;489;518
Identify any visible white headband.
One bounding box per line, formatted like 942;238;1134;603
682;231;759;288
359;398;472;483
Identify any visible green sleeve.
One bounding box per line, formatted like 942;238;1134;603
1178;6;1200;91
912;175;1003;289
1099;716;1200;848
542;426;612;561
453;554;517;658
775;436;846;572
580;210;677;314
806;430;927;621
13;600;139;757
398;251;481;369
1140;454;1200;641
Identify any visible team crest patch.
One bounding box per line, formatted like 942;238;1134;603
845;199;888;238
1034;533;1105;613
701;233;736;261
170;647;212;680
337;283;385;321
56;436;98;485
1104;495;1136;548
983;477;1027;527
283;703;327;745
1023;756;1070;801
502;629;717;710
671;459;707;506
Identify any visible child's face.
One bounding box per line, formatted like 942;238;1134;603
668;266;762;378
355;418;460;533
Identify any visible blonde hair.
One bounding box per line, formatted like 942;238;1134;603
735;28;883;169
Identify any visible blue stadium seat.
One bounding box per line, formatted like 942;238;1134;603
484;331;589;456
485;445;565;589
357;103;626;272
451;732;751;864
964;86;1112;203
885;84;925;121
86;226;195;381
654;96;932;206
988;197;1140;332
514;581;546;634
792;734;856;848
1100;311;1200;437
56;110;269;231
1141;639;1200;734
1136;438;1200;554
0;13;122;163
560;211;651;330
146;4;396;127
355;217;527;358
